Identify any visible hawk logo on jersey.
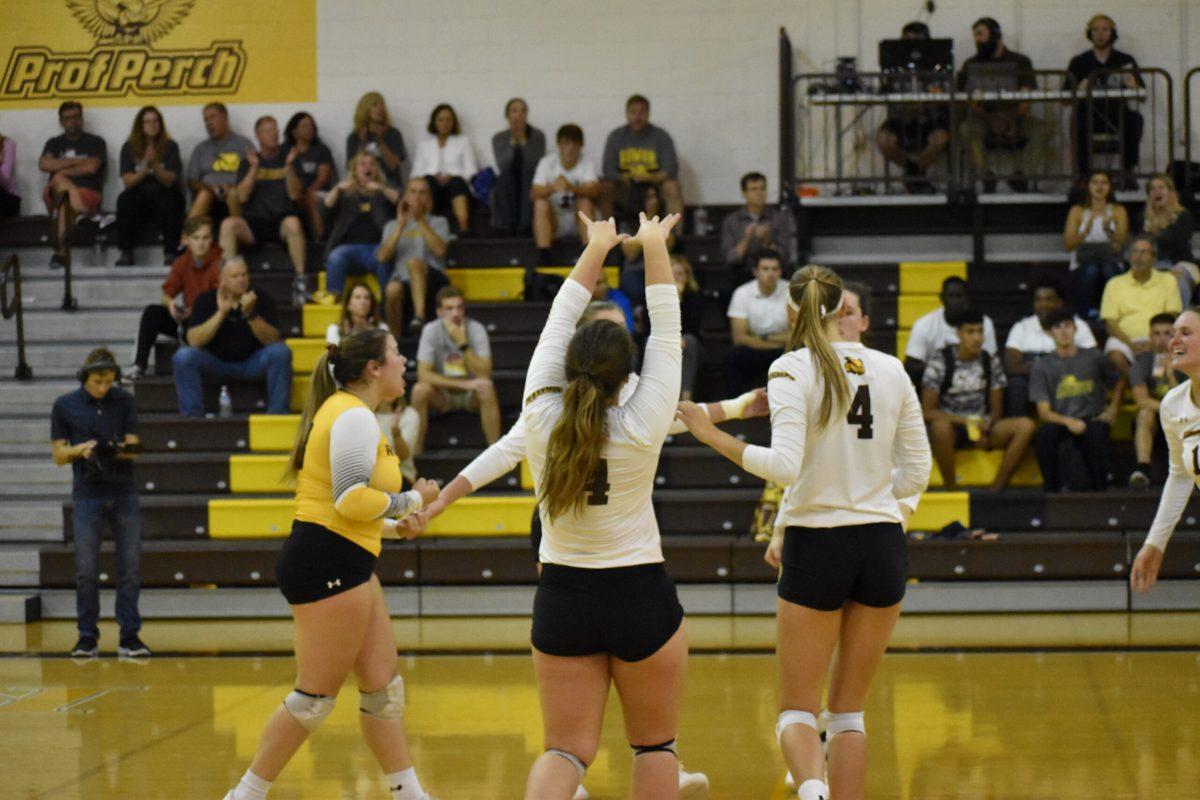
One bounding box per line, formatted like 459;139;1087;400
844;357;865;375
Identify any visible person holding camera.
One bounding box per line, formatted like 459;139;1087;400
51;348;148;659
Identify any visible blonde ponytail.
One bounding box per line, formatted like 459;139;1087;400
786;265;851;429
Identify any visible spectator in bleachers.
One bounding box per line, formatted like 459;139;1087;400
1003;277;1096;417
283;111;336;241
490;97;546;236
904;276;998;385
1128;312;1180;488
173;256;292;416
720;171;795;278
877;21;951;194
674;254;705;401
410;286;500;454
723;248;790;395
411;103;477;234
184;103;252;230
1100;234;1181;396
326;284;388;346
220;116;309;306
378;177;453;337
618;183;683;307
319;153;400;302
115;105;184;267
600;94;683;219
52;348;147;659
40;101;106;267
590;270;635;332
126;216;221;381
1031;309;1120;491
956;18;1039;192
1142;173;1197;305
1065;170;1128;319
0;128;17;218
921;309;1034;491
532;124;598;265
1067;14;1144;182
345;91;407;189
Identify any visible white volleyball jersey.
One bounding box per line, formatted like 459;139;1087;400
1145;380;1200;550
743;342;931;528
523;279;681;568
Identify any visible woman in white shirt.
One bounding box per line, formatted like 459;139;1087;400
410;104;477;234
1133;306;1200;593
326;283;389;345
520;212;685;800
1064;169;1129;319
677;265;931;800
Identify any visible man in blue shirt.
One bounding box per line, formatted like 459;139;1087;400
50;349;149;658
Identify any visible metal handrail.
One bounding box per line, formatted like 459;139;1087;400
1185;66;1199;198
0;254;33;380
1083;66;1172;180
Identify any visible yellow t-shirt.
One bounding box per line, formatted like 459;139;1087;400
294;391;404;556
1099;269;1182;342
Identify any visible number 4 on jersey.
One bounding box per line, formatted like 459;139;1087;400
847;385;874;439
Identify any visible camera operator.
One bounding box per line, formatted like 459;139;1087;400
51;348;149;659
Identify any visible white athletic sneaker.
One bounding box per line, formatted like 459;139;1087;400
572;785;589;800
786;771;797;790
678;763;710;798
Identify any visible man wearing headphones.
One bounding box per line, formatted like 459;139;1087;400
51;349;149;659
1066;14;1144;183
876;21;951;194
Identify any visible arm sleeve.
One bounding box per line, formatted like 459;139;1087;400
1029;360;1052;404
460;137;478;179
50;400;69;442
658;131;679;177
325;323;340;345
185;146;201;183
119;142;134;175
1076;318;1098;348
386;128;407;163
165;140;183;174
161;261;184;297
410;140;434;177
468;321;491;359
984;317;998;354
491;132;512;173
602;131;620;180
720;214;740;265
459;414;527;489
904;316;931;360
523;278;592;405
619;284;682;445
330;407;421;520
742;366;807;485
891;375;933;500
122;391;139;434
1146;415;1193;550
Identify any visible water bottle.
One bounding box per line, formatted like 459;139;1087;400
218;385;232;418
693;206;709;236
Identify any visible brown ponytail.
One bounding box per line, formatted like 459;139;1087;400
539;320;635;520
287;327;389;475
786;265;851;429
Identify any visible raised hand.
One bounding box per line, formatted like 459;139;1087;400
634;211;682;244
576;212;628;250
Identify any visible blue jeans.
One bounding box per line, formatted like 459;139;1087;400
73;492;141;640
172;341;293;416
326;243;390;295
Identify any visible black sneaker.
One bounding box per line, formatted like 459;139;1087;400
408;316;425;334
70;636;99;658
49;250;66;269
118;635;152;658
1128;469;1150;490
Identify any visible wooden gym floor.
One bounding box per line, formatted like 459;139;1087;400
2;614;1198;799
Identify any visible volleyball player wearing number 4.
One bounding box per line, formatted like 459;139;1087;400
222;329;440;800
677;266;931;800
517;212;687;800
1134;307;1200;595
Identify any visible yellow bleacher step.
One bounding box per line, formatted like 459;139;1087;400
898;294;941;328
289;337;326;373
229;454;293;494
207;496;536;538
249;414;300;451
303;304;341;338
909;491;969;531
899;261;967;295
446;266;619;302
929;449;1041;488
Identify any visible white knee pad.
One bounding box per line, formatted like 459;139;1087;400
546;748;587;781
359;674;405;720
776;709;818;744
283;689;335;732
826;710;865;738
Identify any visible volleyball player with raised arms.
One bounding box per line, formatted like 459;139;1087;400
223;328;439;800
1133;307;1200;594
677;266;931;800
519;211;685;800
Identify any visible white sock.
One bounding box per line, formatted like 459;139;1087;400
797;778;829;800
232;769;271;800
386;767;424;800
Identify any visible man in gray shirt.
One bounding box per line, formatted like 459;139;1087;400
1030;310;1120;490
377;177;454;335
409;286;499;454
600;94;683;218
720;171;795;277
185;102;253;227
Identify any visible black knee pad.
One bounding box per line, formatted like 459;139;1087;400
631;738;678;758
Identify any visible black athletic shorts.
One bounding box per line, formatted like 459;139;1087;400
245;214;283;245
532;562;684;662
275;520;376;605
530;507;542;556
777;522;907;611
